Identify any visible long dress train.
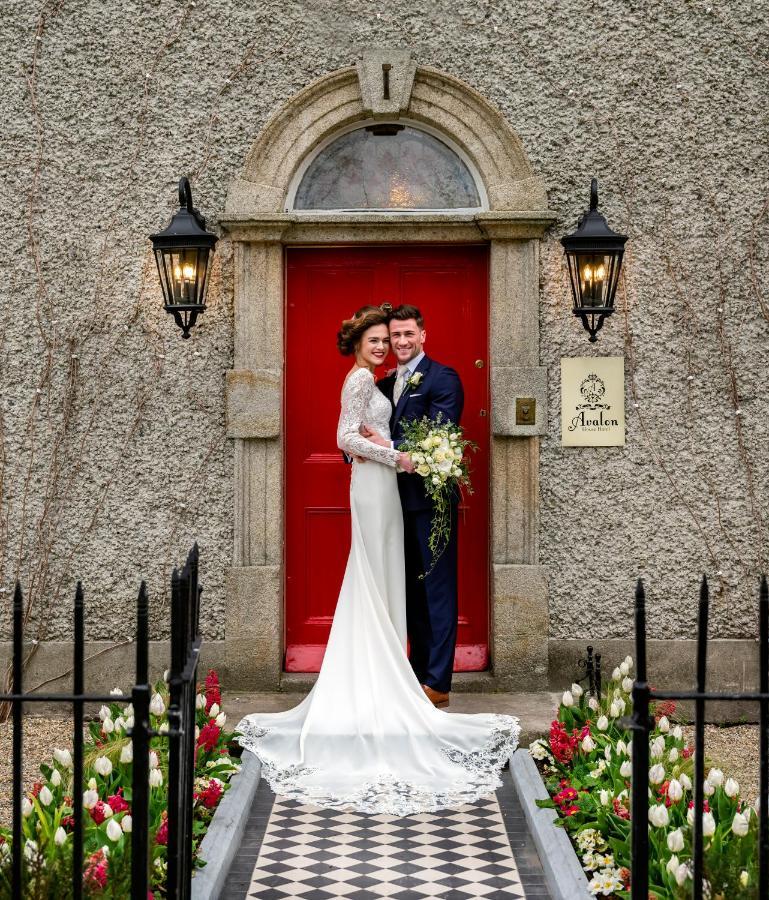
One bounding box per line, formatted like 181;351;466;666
236;367;520;816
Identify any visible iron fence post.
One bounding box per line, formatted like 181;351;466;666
692;576;709;900
11;584;22;900
131;582;150;900
759;575;768;898
73;583;85;900
630;578;650;900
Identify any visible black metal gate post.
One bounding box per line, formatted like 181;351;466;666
72;582;85;900
692;577;709;900
760;575;768;900
630;579;651;900
11;584;23;899
130;582;151;900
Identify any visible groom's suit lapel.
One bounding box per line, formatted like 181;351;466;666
392;355;432;434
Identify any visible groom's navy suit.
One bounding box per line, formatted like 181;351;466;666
378;355;464;694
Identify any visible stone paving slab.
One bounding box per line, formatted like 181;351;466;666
220;768;551;900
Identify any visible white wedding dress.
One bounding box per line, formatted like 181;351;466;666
236;367;520;815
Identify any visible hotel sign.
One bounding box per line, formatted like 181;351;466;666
561;357;625;446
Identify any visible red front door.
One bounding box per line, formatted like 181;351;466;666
285;245;489;671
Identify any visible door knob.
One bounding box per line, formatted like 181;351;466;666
475;359;484;368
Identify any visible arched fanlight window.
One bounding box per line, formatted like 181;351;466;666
291;123;483;211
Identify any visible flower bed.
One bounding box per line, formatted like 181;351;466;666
0;669;241;898
530;657;761;898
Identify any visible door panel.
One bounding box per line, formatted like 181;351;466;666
285;245;490;672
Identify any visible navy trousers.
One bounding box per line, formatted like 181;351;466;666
403;505;459;694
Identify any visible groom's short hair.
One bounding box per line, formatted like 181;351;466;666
390;305;424;328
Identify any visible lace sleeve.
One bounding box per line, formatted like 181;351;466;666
337;370;400;467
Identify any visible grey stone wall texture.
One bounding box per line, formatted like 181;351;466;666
1;2;767;660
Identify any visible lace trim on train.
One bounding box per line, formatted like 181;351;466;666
235;714;521;816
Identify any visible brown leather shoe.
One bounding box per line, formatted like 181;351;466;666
422;684;450;708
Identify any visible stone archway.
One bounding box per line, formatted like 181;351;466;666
220;50;555;692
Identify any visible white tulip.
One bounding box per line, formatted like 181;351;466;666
561;691;574;708
581;734;596;753
666;854;679;876
672;725;683;740
102;718;115;734
621;676;634;693
611;667;622;681
676;862;690;886
599;789;610;805
649;764;665;784
120;742;133;764
88;777;97;791
725;777;739;798
121;814;132;833
703;780;715;796
21;798;33;817
648;804;669;827
54;826;67;846
571;683;583;698
149;768;163;788
98;706;111;721
195;693;206;709
123;704;134;717
110;688;123;696
149;693;165;717
616;739;628;756
215;712;227;728
668;779;683;803
604;745;612;762
38;786;53;807
624;655;633;669
680;772;692;791
588;697;599;712
125;716;135;730
83;789;99;809
149;750;159;769
94;756;113;777
627;739;633;757
740;870;750;887
106;819;122;842
609;701;621;718
53;748;73;769
619;661;630;676
668;747;679;763
667;827;685;852
50;769;61;787
732;811;749;837
650;737;665;759
23;840;38;861
707;767;724;787
209;702;221;717
615;698;627;715
195;725;200;740
113;717;125;733
703;810;716;836
658;716;670;733
159;722;169;734
596;715;608;732
163;669;170;683
620;761;632;778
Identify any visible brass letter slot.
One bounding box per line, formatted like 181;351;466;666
516;397;536;425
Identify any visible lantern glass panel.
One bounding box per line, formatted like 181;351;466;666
573;252;613;308
155;247;210;307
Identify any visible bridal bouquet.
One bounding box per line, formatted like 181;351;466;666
399;414;475;575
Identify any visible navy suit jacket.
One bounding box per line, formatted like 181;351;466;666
378;355;464;512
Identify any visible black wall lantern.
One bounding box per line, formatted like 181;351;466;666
150;177;218;339
561;178;628;342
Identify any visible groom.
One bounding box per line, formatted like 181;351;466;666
365;305;464;708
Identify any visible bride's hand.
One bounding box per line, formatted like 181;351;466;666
398;452;416;474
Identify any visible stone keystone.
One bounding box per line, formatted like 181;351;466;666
356;48;417;117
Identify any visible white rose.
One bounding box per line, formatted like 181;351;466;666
725;777;739;798
149;768;163;788
571;682;583;698
667;779;683;803
649;764;665;784
707;767;723;787
432;475;440;485
658;716;670;733
21;798;33;817
732;811;749;837
622;676;634;693
106;819;123;842
120;742;133;764
149;693;165;717
83;789;99;809
620;760;632;778
596;715;608;732
94;756;113;777
667;827;685;852
648;804;669;827
38;786;53;807
703;810;716;836
50;769;62;787
54;748;73;768
121;814;132;833
581;734;596;753
561;691;574;708
54;826;67;846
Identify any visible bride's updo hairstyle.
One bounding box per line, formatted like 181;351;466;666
337;304;391;356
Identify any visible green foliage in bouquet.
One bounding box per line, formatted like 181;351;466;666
399;414;476;576
0;669;241;899
529;661;761;898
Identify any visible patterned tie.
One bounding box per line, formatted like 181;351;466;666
393;367;409;405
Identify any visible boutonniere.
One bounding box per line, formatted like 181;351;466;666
406;372;423;390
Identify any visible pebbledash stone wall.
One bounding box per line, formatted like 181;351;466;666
1;1;766;693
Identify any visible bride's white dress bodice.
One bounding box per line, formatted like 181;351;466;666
236;368;519;815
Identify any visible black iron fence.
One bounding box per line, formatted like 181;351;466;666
630;574;769;900
0;543;202;900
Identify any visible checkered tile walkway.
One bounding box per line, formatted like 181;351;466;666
221;768;550;899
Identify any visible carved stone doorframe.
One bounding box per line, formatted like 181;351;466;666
220;52;556;691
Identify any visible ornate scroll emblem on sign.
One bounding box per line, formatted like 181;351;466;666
561;357;625;446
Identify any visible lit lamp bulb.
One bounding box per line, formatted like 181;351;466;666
182;263;195;280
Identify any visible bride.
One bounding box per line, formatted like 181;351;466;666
236;306;520;816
